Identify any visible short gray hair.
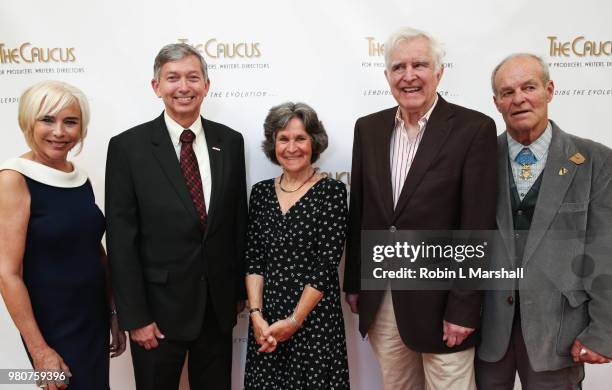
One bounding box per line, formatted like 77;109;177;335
491;53;550;94
262;102;328;165
153;43;208;82
384;27;445;70
18;80;90;154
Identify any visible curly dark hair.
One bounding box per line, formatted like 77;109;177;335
262;102;328;165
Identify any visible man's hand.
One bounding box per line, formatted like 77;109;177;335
110;315;127;358
442;320;474;348
130;322;165;350
571;339;612;364
345;293;359;314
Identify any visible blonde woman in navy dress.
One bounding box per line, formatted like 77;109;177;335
244;102;350;389
0;81;126;389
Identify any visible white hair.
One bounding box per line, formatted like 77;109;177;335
384;27;445;70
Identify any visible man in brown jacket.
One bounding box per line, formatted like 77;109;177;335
343;27;497;389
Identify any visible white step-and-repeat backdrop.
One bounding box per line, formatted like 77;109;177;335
1;0;611;388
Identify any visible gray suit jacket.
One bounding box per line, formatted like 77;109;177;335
478;121;612;371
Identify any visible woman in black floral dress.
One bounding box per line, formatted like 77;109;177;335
244;102;350;389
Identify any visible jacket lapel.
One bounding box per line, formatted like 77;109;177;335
150;113;201;225
496;132;517;265
203;118;224;237
374;108;396;223
393;95;453;221
522;122;578;266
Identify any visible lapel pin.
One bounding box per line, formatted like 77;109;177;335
569;152;585;165
212;146;221;151
558;167;568;176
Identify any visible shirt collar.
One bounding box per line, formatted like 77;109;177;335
164;111;204;147
394;94;439;130
507;121;552;162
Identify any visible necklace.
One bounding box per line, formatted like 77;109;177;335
279;168;317;193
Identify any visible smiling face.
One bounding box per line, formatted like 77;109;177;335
151;54;209;128
275;117;313;175
493;56;554;144
385;37;443;124
31;102;82;169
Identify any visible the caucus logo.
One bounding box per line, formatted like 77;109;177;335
0;42;76;64
178;38;261;59
546;36;612;96
177;38;270;98
547;36;612;57
365;37;385;57
361;37;386;70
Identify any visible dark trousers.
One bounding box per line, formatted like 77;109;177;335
130;302;232;390
476;313;584;390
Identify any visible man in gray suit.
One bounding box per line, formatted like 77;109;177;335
476;53;612;389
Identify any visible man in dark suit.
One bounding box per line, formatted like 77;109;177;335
105;43;247;390
476;53;612;389
343;27;497;389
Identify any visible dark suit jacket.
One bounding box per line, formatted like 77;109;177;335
105;112;247;339
344;95;497;353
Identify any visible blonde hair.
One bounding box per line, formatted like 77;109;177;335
18;80;90;154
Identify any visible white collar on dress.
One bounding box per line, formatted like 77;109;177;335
0;157;88;188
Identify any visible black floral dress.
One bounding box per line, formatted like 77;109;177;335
244;177;350;390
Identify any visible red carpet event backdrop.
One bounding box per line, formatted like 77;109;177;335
1;0;611;388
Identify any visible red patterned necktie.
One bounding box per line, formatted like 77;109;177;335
179;129;207;227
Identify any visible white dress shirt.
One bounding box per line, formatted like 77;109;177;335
507;121;552;200
390;95;438;207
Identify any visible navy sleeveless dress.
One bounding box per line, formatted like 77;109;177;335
14;160;109;389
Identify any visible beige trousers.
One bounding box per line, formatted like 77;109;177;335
368;290;476;390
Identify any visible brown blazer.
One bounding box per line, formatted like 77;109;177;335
343;95;497;353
